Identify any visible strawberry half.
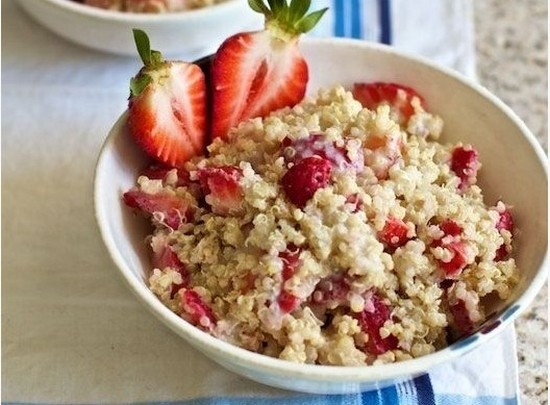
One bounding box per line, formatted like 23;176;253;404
128;29;206;167
210;0;327;140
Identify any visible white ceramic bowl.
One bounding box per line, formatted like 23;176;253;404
94;37;548;394
17;0;261;58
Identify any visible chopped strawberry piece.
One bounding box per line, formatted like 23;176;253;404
210;0;327;139
283;133;364;172
439;219;463;237
281;156;332;208
140;164;190;187
450;146;480;190
180;289;216;330
151;243;189;298
494;203;514;261
345;193;363;213
352;82;425;125
277;246;302;313
278;291;300;313
355;294;398;355
310;274;350;309
279;246;301;280
494;244;509;262
123;189;191;230
379;217;411;251
432;220;468;278
197;166;244;215
449;299;476;336
438;241;468;277
127;30;206;167
496;207;514;233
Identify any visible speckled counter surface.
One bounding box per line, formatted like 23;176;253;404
473;1;548;404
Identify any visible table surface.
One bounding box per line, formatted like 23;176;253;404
2;1;547;403
474;1;549;404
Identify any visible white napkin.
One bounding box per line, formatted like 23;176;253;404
2;1;519;404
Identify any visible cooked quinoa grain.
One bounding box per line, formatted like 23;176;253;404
123;85;518;365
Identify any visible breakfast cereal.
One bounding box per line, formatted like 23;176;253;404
124;85;518;365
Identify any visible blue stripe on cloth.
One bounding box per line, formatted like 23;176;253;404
1;394;520;405
379;383;399;404
378;0;392;44
333;0;345;37
350;0;362;39
413;374;436;405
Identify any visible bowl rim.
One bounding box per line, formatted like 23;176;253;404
35;0;245;22
94;36;549;384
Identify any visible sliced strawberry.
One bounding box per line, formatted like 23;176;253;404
378;217;411;251
283;133;364;173
345;193;363;213
140;164;190;187
128;29;206;167
439;219;463;237
197;166;244;215
431;220;468;278
277;246;301;313
281;156;332;208
352;82;425;125
495;206;514;233
450;145;480;190
438;241;468;277
151;239;189;298
494;202;514;261
179;289;216;330
123;189;191;230
210;0;327;140
355;294;398;355
310;274;350;310
494;244;509;262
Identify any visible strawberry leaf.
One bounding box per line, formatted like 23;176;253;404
248;0;270;15
133;29;152;66
296;8;328;33
289;0;310;20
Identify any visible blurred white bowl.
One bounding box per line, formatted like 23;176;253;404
94;37;548;394
17;0;261;58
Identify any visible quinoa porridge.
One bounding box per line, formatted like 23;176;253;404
78;0;226;13
123;85;518;366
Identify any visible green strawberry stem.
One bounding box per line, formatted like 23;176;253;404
130;29;163;97
248;0;327;40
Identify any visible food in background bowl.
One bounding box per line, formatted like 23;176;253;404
17;0;260;57
76;0;226;13
94;0;547;394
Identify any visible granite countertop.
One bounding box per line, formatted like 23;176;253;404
473;1;548;404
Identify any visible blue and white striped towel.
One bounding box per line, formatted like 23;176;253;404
2;0;519;404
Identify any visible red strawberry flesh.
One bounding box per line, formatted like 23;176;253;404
355;294;398;355
379;217;411;251
123;189;190;230
277;246;301;313
283;133;364;173
450;146;480;190
180;289;216;330
197;166;244;215
281;156;332;208
353;82;425;125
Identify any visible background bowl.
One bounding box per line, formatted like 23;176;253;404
94;37;548;393
17;0;261;58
